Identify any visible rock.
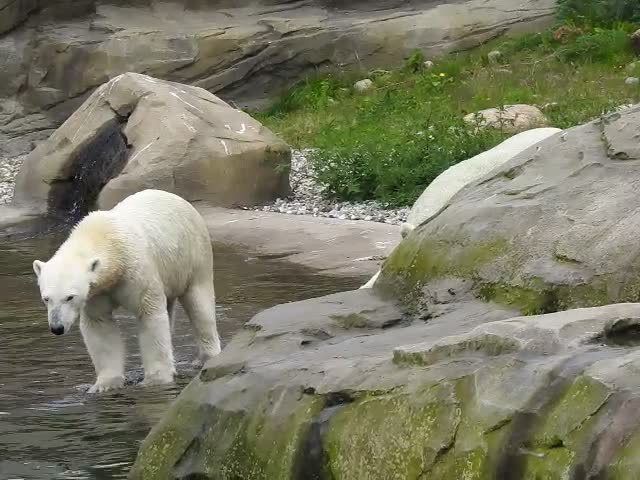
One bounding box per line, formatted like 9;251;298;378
0;0;38;35
13;73;290;217
354;79;374;93
464;104;549;133
626;62;638;73
360;128;560;289
360;270;380;289
423;60;435;69
130;284;640;478
632;29;640;55
384;104;640;314
487;50;503;64
626;77;640;86
541;101;559;110
0;0;557;157
401;127;562;237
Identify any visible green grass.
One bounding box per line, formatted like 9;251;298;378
256;24;640;207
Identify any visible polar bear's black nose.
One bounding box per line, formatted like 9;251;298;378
51;325;64;335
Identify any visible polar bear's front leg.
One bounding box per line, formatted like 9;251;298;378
138;298;176;386
80;298;125;393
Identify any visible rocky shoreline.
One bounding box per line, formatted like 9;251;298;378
253;150;410;226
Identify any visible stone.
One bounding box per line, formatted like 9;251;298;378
423;60;435;69
130;284;640;478
487;50;503;64
626;62;638;73
626;77;640;86
0;0;38;35
0;0;557;157
383;104;640;314
354;79;374;93
632;29;640;55
464;104;549;132
361;127;560;289
401;127;562;237
12;73;290;217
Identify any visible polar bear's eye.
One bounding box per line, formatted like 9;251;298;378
65;295;75;302
43;297;49;303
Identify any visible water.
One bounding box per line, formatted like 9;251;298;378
0;234;363;479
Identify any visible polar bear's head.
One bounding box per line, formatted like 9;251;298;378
32;257;100;335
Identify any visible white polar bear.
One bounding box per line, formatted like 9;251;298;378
33;189;221;393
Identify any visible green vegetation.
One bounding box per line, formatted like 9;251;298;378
256;6;640;206
557;0;640;27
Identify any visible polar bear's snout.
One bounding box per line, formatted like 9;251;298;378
50;324;65;335
49;307;65;335
47;303;78;335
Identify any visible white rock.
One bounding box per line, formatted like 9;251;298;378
401;127;563;237
625;77;640;86
423;60;435;69
360;270;381;289
354;79;374;92
464;104;549;133
487;50;502;65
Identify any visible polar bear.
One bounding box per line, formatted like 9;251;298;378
32;189;221;393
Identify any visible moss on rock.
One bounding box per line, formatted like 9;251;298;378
129;382;206;480
178;388;324;479
326;383;460;479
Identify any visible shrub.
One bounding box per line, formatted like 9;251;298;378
554;28;632;63
308;106;506;206
557;0;640;27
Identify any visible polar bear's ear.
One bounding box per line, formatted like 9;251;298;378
89;258;100;273
33;260;44;278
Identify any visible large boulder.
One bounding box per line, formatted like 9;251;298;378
0;0;556;157
129;283;640;478
401;127;562;238
383;105;640;314
361;127;561;289
13;73;290;217
129;104;640;480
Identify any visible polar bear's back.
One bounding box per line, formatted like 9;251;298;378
111;190;213;294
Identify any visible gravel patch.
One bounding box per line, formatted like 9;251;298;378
254;149;410;225
0;155;25;204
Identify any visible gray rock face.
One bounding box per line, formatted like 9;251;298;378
128;105;640;480
13;73;290;218
383;105;640;314
130;284;640;478
0;0;556;156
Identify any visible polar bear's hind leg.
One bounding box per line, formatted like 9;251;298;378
138;293;176;386
181;283;221;366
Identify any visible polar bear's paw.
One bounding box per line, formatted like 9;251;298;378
88;376;125;394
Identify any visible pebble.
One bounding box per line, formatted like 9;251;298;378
254;149;409;225
0;154;25;204
625;77;640;86
354;79;374;92
487;50;503;65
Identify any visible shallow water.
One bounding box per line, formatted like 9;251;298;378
0;234;363;479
